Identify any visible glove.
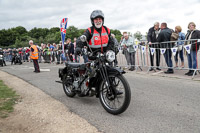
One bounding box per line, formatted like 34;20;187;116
80;35;87;42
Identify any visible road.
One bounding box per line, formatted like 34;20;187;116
1;62;200;133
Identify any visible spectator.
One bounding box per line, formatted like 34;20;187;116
174;26;185;68
5;49;9;61
48;43;54;63
111;33;119;66
64;40;70;62
74;37;80;63
8;48;13;62
18;48;22;60
147;22;161;71
121;33;136;71
184;22;200;76
157;22;173;74
25;47;30;62
68;39;74;62
22;47;26;62
51;43;56;63
43;44;50;63
55;44;62;64
120;32;130;67
59;41;65;64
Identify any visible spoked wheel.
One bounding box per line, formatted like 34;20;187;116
99;75;131;115
62;75;76;97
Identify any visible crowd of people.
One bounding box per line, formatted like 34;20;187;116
0;37;89;65
120;22;200;76
0;21;200;76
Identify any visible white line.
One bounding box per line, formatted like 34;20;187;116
152;71;164;75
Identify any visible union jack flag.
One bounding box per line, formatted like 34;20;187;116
60;18;68;59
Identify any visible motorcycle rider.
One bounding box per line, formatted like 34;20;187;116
76;10;114;57
0;48;6;66
76;10;122;95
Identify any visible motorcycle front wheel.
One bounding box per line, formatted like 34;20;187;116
99;74;131;115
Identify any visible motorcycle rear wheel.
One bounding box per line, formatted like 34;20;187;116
62;75;76;97
99;74;131;115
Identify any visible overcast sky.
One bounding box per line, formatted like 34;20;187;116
0;0;200;35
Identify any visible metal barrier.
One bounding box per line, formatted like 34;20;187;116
117;39;200;79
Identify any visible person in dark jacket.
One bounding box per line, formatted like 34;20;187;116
184;22;200;76
76;10;114;59
147;22;161;71
68;38;74;62
157;22;173;74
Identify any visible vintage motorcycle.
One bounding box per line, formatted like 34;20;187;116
58;49;131;115
12;53;22;65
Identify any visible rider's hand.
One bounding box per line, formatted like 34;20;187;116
80;35;87;42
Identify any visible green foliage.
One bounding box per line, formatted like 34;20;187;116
134;31;143;40
110;29;122;42
65;26;81;40
0;25;145;48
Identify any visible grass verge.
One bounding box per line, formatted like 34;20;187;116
0;80;19;118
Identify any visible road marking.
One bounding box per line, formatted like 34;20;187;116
152;71;163;75
28;67;50;71
40;69;50;72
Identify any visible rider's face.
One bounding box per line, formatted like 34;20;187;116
94;17;102;28
94;17;102;23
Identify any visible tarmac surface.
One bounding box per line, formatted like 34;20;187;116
0;61;200;133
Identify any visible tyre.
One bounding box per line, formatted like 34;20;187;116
62;75;76;97
99;75;131;115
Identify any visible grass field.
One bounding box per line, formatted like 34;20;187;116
0;80;19;118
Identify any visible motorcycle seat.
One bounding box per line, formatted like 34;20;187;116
66;62;86;68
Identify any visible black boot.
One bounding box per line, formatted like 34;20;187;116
185;70;192;75
188;70;197;76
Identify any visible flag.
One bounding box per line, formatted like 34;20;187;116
160;48;166;55
60;18;68;58
184;44;191;54
133;45;138;51
150;48;155;55
171;47;178;56
141;46;146;53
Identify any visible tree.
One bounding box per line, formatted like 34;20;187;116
28;27;49;40
49;27;60;34
134;31;142;40
66;26;81;40
110;29;122;42
12;26;27;35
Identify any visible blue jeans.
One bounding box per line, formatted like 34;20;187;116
164;49;173;70
9;55;12;62
174;49;184;62
187;50;197;69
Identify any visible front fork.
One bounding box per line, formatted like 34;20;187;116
99;62;118;96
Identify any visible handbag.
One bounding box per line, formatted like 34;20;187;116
178;45;183;51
